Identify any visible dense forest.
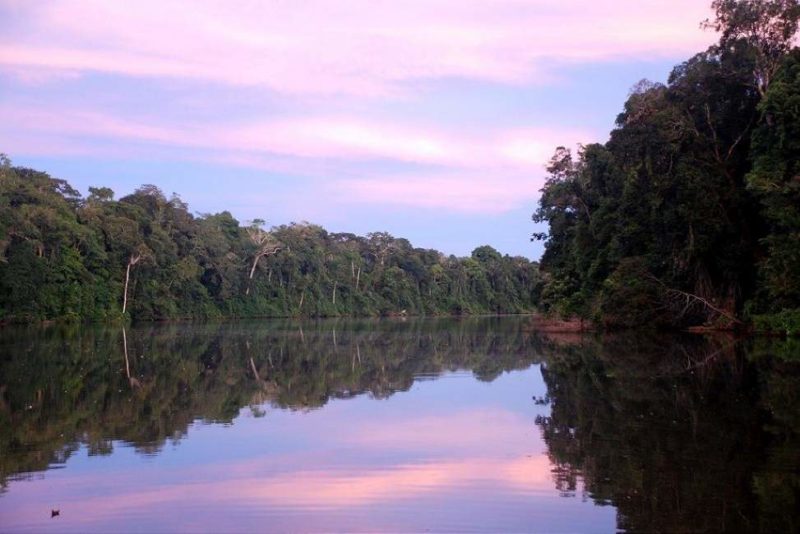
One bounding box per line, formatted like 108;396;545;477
533;0;800;334
0;159;541;322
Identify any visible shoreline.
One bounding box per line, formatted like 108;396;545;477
0;311;539;328
527;314;798;338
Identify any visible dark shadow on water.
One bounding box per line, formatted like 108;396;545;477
536;332;800;532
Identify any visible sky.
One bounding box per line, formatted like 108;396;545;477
0;0;717;259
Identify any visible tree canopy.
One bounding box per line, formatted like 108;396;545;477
533;0;800;332
0;163;541;322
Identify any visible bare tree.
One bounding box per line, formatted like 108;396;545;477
366;232;397;267
647;274;744;326
122;244;152;315
245;220;283;296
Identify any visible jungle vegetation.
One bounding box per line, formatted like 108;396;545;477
0;159;541;322
533;0;800;333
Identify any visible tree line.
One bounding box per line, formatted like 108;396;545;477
533;0;800;334
0;160;541;322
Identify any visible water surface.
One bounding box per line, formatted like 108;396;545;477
0;318;798;532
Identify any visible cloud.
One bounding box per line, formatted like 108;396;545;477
1;104;589;213
1;0;715;96
0;0;713;223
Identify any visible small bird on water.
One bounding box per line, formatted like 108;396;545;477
51;509;60;518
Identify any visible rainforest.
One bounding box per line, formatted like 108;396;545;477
532;0;800;335
2;2;800;532
0;159;541;323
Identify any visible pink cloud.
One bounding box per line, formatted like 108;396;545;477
2;105;587;166
1;1;710;218
0;106;458;164
1;0;715;95
1;104;589;213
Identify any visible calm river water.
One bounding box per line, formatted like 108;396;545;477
0;317;798;532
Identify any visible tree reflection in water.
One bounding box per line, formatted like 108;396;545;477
0;318;798;532
0;317;542;491
536;333;800;532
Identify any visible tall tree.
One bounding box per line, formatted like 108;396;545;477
704;0;800;96
245;219;282;296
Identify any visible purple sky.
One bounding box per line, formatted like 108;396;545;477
0;1;716;259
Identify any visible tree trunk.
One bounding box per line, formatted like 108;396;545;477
355;266;361;291
123;252;144;315
123;261;132;314
246;255;260;296
245;246;282;296
123;326;131;379
332;281;337;305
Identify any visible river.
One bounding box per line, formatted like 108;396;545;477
0;317;797;532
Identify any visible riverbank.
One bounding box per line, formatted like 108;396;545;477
528;311;800;338
526;315;595;333
0;311;539;328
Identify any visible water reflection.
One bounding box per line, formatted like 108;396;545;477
536;333;800;532
1;318;541;483
0;318;798;532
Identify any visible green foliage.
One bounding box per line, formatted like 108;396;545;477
598;258;665;329
752;309;800;337
0;160;541;322
748;50;800;310
533;2;800;330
